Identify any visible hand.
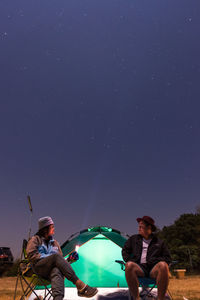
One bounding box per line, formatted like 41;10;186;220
67;251;79;263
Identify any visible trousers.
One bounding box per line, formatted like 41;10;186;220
34;253;79;300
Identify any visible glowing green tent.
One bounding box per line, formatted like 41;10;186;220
61;226;128;288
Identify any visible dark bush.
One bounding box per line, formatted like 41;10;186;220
3;259;20;277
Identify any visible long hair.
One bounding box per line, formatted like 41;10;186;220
37;225;51;238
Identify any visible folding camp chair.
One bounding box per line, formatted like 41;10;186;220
115;260;172;300
14;239;53;300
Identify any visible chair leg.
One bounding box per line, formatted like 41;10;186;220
34;276;53;299
19;275;43;300
15;271;53;300
140;285;157;300
14;274;20;300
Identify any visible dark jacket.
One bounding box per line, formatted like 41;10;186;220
122;234;171;268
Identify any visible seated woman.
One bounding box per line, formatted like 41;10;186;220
27;216;98;300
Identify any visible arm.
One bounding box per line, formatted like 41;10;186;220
151;240;172;265
54;240;63;256
26;236;41;263
122;237;133;262
161;241;172;265
58;243;63;256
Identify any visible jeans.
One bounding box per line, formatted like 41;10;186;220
34;253;79;300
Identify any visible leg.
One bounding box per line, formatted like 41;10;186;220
50;267;64;300
125;261;144;300
34;254;97;296
52;254;98;297
34;254;79;284
150;261;169;300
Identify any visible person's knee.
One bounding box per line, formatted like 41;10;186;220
155;261;169;277
125;261;134;271
52;253;61;259
158;262;169;272
51;253;62;263
125;261;138;274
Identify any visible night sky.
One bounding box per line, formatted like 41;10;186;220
1;0;200;258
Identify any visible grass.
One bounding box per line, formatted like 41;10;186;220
0;276;22;300
168;275;200;300
0;275;200;299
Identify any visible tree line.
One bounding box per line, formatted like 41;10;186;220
158;211;200;273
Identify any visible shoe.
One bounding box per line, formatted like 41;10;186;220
78;285;98;298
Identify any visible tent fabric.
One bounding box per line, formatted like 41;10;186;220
61;226;128;288
62;231;98;257
102;231;127;248
61;226;127;256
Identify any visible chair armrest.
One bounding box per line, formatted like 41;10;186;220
115;260;125;270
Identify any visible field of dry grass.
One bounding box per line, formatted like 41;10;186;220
168;275;200;300
0;277;22;300
0;275;200;300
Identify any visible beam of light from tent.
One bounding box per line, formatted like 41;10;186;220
81;128;112;230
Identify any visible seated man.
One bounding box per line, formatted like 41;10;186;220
27;216;98;300
122;216;171;300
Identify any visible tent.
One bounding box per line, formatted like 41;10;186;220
29;226;130;299
62;226;128;288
